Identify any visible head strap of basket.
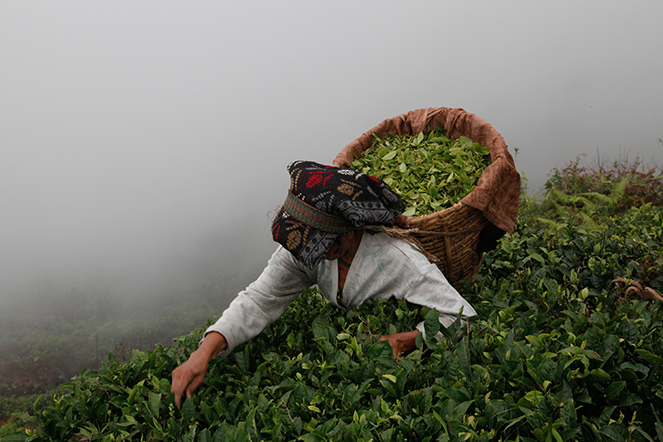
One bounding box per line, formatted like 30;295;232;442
271;160;405;270
331;107;521;284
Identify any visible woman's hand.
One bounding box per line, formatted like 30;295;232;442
171;331;227;409
378;329;420;360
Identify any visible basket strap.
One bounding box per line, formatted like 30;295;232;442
442;223;454;276
385;221;488;237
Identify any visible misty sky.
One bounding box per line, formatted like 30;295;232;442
2;1;662;306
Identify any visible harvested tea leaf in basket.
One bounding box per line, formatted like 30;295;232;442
350;127;492;216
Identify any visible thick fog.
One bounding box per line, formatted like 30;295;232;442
1;2;662;311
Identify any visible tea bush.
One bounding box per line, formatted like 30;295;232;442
522;155;663;230
3;160;663;441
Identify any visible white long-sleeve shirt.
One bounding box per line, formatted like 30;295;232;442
205;232;477;357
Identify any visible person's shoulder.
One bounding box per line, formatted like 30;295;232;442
268;245;326;278
270;245;306;269
365;232;436;271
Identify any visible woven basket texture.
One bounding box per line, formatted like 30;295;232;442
387;202;487;284
333;107;520;284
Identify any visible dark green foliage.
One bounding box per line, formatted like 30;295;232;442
4;157;663;441
7;204;663;441
463;204;663;441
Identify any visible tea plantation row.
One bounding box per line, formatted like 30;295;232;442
3;203;662;441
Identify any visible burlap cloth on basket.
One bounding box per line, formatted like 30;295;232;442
332;107;520;235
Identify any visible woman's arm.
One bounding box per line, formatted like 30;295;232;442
203;247;314;357
170;247;314;406
171;331;227;409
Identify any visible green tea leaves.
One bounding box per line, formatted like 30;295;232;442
8;198;663;442
350;128;491;215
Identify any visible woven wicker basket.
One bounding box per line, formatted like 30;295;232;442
388;202;488;285
333;107;520;285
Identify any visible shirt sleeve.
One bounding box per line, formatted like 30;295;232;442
398;248;477;340
340;233;477;341
203;247;315;357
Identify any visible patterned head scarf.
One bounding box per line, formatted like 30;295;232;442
272;160;404;269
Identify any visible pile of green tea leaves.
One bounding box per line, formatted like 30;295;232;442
350;128;491;216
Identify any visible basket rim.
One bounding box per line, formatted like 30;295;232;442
333;107;520;235
394;202;488;235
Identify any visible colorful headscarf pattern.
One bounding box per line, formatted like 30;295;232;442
271;160;404;269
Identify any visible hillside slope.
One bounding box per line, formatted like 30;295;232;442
3;158;663;441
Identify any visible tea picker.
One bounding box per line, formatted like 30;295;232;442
171;108;520;409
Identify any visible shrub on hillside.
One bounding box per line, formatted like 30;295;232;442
3;155;663;441
522;154;663;230
3;204;662;442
